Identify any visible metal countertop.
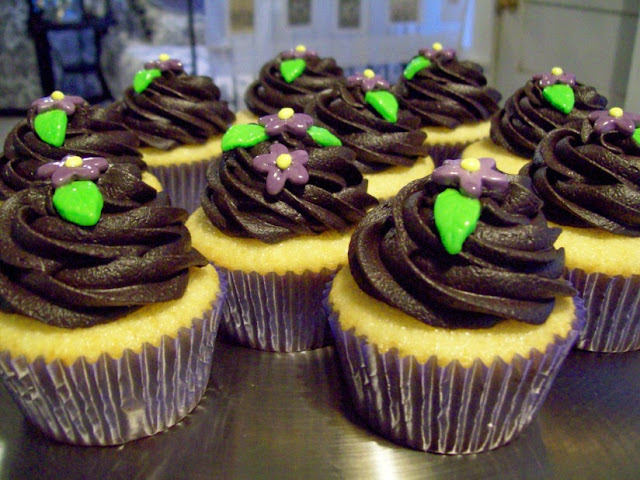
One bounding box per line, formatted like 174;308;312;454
1;341;638;480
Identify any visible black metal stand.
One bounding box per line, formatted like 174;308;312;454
26;1;115;103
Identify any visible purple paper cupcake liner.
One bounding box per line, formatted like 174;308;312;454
149;159;212;213
0;272;227;446
326;293;585;454
565;268;640;352
219;266;336;352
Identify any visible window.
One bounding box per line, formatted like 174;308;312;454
338;0;360;29
288;0;312;26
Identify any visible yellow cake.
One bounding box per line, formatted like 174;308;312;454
0;168;225;446
191;115;378;351
525;112;640;352
325;162;582;453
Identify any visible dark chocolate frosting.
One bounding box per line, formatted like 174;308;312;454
304;84;429;173
201;135;378;244
348;175;574;328
114;69;236;150
524;120;640;236
244;54;345;117
0;104;146;200
490;79;607;158
393;53;501;128
0;164;207;328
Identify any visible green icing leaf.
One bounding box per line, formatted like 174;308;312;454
133;68;162;93
434;188;481;255
403;55;432;80
542;84;575;114
52;180;104;227
280;58;306;83
632;127;640;145
34;109;68;147
221;124;269;151
364;90;399;123
307;126;342;146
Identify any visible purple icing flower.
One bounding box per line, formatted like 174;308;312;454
144;53;184;72
31;91;85;115
259;108;314;137
36;155;109;188
281;44;318;59
419;42;456;60
588;107;640;136
347;69;389;92
532;67;576;87
431;157;508;199
252;143;309;195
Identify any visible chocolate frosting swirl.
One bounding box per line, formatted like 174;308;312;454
244;54;345;117
393;54;501;128
0;104;146;200
524;121;640;236
490;79;607;158
304;84;429;173
349;175;574;328
201;135;378;244
0;164;207;328
114;69;236;150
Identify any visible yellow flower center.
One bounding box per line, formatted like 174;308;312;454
51;91;65;101
276;153;292;170
460;157;481;172
159;53;170;61
551;66;564;76
278;107;295;120
64;156;83;168
432;42;443;51
363;69;375;78
609;107;624;118
295;44;306;52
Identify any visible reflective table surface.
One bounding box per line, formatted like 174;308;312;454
1;341;638;479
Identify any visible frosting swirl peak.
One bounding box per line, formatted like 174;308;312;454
349;174;574;328
0;165;207;328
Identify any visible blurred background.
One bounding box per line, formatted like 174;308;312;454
0;0;639;115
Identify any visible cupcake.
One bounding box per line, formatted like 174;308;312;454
393;42;501;165
523;107;640;352
326;158;583;453
305;69;433;200
111;54;236;212
463;67;607;174
241;45;346;123
187;109;377;352
0;160;226;445
0;91;157;199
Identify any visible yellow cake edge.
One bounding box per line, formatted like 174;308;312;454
187;208;352;274
0;265;220;365
328;267;576;368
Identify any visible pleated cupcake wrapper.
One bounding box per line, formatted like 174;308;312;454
219;267;336;352
149;159;211;214
326;294;585;454
0;273;227;446
565;268;640;353
425;142;471;168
